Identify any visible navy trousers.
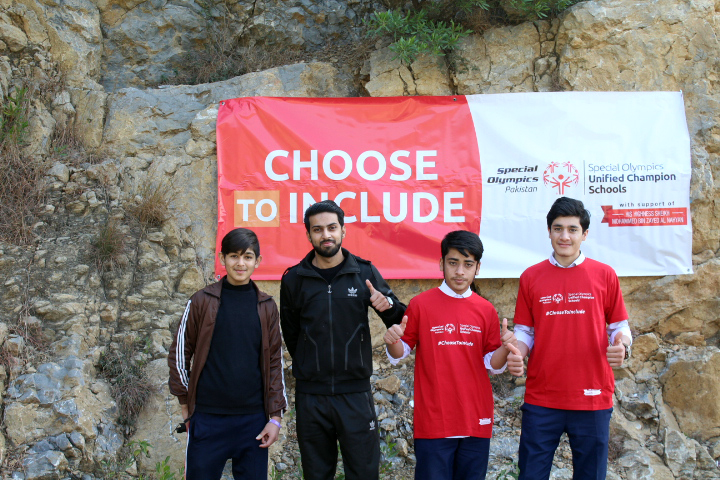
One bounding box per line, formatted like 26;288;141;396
518;403;612;480
186;411;268;480
414;437;490;480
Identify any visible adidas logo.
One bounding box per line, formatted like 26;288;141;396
348;287;358;297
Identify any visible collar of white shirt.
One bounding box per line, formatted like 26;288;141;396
549;251;586;268
439;280;472;298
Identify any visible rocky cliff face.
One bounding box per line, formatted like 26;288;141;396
0;0;718;478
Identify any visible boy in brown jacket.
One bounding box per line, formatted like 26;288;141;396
168;228;287;479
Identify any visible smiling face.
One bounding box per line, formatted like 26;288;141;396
306;212;345;260
219;249;261;285
440;248;481;295
548;216;588;267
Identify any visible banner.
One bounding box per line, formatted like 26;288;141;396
216;93;692;280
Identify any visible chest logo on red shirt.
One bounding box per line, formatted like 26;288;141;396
540;292;596;305
460;324;482;334
432;324;457;334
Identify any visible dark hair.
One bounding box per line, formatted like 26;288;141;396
441;230;483;295
220;228;260;256
546;197;590;232
303;200;345;232
441;230;484;262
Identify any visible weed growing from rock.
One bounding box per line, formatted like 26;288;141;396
99;440;185;479
0;84;47;244
97;341;153;431
164;3;372;86
0;86;30;145
0;269;49;381
496;459;520;479
90;219;126;273
128;178;176;229
379;434;399;476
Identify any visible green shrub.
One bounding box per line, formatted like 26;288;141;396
0;86;30;146
367;10;471;64
366;0;583;64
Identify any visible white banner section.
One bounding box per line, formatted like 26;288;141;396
467;92;692;278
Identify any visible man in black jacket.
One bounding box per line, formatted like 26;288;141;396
281;200;407;480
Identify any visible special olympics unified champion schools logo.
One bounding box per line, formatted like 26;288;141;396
543;161;579;194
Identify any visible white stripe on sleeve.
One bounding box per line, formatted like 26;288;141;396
176;300;192;389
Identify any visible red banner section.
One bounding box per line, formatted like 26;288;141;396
216;97;482;280
601;206;688;227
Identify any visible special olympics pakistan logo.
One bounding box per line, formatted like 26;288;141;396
543;161;579;194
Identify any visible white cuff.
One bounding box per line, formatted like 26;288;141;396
386;340;412;365
484;350;507;375
514;324;535;352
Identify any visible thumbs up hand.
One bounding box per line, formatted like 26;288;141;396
367;279;392;312
607;335;626;367
506;343;525;377
500;318;519;349
384;315;408;346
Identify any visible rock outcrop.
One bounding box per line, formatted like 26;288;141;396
0;0;718;477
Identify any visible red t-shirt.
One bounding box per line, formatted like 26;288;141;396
514;258;628;410
401;288;502;439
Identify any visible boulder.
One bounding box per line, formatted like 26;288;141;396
660;348;720;440
453;22;541;94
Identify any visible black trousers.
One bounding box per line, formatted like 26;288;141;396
296;391;380;480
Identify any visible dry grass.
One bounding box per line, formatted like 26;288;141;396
165;10;373;87
50;123;104;166
90;219;126;273
0;150;46;244
127;178;176;229
97;340;154;431
0;84;47;244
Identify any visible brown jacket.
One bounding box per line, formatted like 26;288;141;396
167;278;287;419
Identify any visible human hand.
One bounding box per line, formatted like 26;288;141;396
500;318;519;349
506;343;524;377
181;404;190;434
384;316;408;345
367;279;391;312
607;335;626;367
256;420;280;448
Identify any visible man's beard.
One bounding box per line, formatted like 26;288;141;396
314;239;342;258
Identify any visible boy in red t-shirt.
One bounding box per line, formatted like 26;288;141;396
507;197;633;480
385;230;524;480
